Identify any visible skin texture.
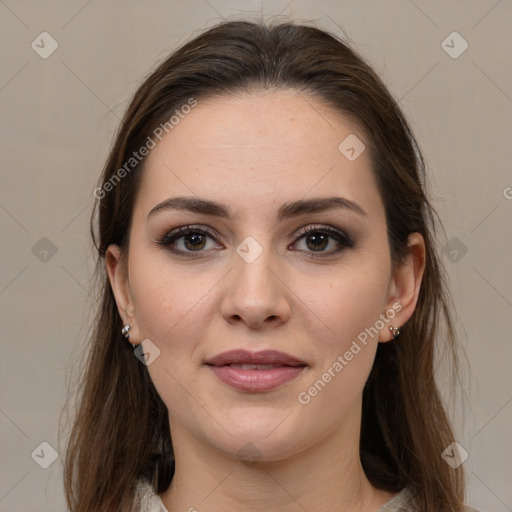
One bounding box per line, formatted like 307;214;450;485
106;90;426;512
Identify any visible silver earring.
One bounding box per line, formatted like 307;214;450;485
389;325;400;340
121;325;132;338
121;325;137;348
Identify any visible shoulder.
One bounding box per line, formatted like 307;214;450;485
132;481;483;512
377;487;418;511
131;479;169;512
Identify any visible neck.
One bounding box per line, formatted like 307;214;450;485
159;411;396;512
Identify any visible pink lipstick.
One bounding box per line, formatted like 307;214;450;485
205;349;308;392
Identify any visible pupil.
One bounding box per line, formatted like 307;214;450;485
306;233;328;251
185;233;206;250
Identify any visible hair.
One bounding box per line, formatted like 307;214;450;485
62;19;465;512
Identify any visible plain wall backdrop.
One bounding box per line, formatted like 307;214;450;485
1;1;511;511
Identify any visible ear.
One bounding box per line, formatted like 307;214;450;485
379;232;426;342
105;244;139;345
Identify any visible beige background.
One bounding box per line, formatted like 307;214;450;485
1;1;511;511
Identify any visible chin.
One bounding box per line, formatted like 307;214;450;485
206;416;309;463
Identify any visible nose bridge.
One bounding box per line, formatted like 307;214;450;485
221;236;290;326
232;239;278;300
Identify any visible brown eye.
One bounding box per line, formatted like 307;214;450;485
292;225;354;256
183;233;207;251
158;226;223;255
305;232;329;251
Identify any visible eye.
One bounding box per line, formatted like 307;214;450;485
157;224;354;258
157;226;223;255
291;225;354;256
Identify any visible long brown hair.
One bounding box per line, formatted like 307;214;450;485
62;20;465;511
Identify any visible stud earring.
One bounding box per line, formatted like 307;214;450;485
121;325;136;348
389;325;400;340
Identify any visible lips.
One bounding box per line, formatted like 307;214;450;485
205;349;307;368
205;350;308;392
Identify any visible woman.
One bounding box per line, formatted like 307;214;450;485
63;20;479;511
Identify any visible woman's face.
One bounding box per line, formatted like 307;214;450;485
108;90;417;462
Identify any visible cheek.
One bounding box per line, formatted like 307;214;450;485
292;254;390;393
298;258;390;345
127;252;216;420
127;247;216;356
291;273;387;431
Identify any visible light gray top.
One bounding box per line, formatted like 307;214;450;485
377;487;418;511
132;479;482;511
376;487;481;512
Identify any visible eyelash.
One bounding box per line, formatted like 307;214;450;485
156;224;354;258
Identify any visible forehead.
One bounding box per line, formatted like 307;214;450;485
134;90;383;222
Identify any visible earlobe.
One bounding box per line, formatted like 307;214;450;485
380;232;426;342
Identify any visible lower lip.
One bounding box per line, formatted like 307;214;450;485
207;365;307;392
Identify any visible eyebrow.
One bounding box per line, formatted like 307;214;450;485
147;196;367;221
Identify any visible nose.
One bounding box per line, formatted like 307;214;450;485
220;250;291;330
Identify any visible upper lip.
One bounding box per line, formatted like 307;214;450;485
205;349;307;367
